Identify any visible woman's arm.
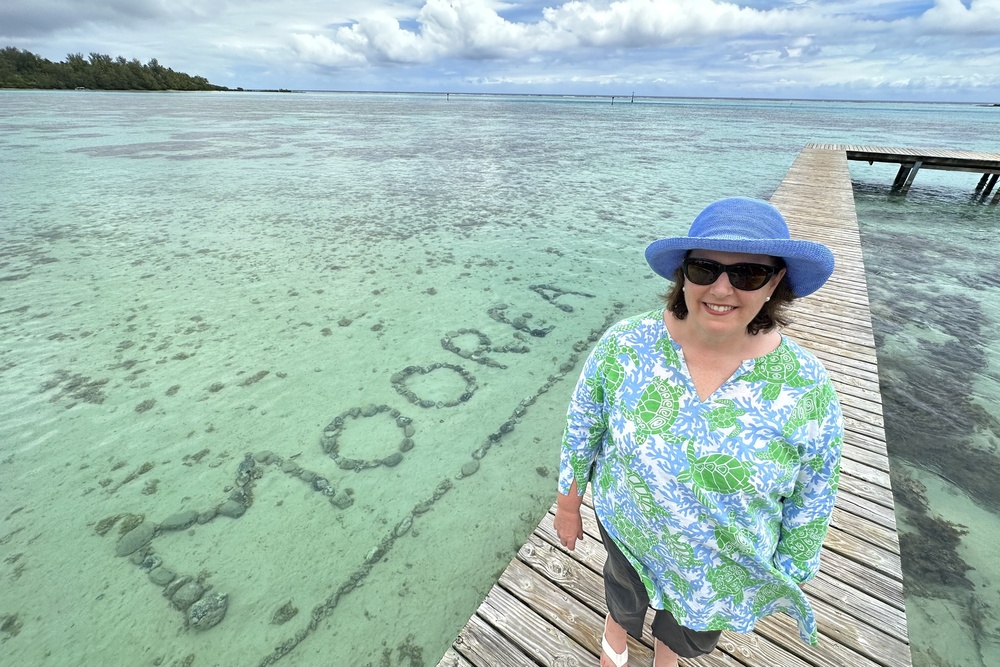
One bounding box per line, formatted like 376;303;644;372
554;480;585;550
555;341;608;550
774;379;844;582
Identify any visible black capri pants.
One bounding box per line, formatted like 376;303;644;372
597;517;722;658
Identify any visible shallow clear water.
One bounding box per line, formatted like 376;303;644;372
852;182;1000;667
0;90;997;666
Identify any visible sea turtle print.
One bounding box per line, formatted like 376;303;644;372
785;482;807;509
751;581;807;617
709;511;758;559
706;561;763;605
765;516;781;546
828;458;841;494
586;337;639;404
759;438;798;467
655;333;681;368
778;516;829;568
751;582;789;615
596;455;616;492
677;440;756;511
608;509;659;556
805;450;825;474
738;343;812;400
758;438;799;485
663;568;692;597
625;377;686;446
567;451;594;492
746;496;774;516
804;434;841;478
706;398;747;436
662;526;699;568
702;613;733;631
782;380;837;438
622;459;672;522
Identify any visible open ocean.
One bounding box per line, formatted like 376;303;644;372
1;90;998;667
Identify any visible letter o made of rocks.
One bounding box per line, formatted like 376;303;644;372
389;363;477;408
320;405;416;471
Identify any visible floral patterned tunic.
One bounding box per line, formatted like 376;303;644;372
558;310;844;645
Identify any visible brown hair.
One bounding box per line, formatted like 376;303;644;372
662;256;794;335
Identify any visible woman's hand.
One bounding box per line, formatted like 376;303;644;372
554;506;584;551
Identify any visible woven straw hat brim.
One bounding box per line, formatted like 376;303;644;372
644;236;835;297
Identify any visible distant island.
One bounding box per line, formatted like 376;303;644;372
0;47;228;91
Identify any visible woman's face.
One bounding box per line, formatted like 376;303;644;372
683;249;786;338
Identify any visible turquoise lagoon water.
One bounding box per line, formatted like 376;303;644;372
0;90;998;666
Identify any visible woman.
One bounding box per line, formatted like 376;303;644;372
555;197;844;667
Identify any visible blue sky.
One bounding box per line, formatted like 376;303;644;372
3;0;999;102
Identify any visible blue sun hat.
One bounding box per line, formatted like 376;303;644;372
644;197;835;297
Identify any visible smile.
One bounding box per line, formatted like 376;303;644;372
705;303;737;313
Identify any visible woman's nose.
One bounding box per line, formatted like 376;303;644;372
708;271;735;293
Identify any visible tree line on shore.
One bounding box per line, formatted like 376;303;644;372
0;47;228;91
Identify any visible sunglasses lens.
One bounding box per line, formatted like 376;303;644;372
729;264;773;290
683;259;722;285
682;258;775;290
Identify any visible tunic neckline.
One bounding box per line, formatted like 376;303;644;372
655;312;785;405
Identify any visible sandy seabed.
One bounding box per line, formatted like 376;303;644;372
0;210;658;666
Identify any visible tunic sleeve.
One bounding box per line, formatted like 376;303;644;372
558;342;608;497
774;378;844;582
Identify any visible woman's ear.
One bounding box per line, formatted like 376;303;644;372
771;267;788;296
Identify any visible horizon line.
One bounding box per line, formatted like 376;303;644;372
223;88;1000;106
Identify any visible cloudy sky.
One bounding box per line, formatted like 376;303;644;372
3;0;999;102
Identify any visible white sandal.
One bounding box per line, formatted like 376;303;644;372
601;614;629;667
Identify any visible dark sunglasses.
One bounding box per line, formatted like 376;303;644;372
682;257;779;291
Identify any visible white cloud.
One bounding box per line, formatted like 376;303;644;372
290;0;573;66
290;0;823;65
540;0;808;47
290;32;370;67
915;0;1000;34
2;0;999;100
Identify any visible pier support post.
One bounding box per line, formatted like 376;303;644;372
900;161;922;194
891;165;909;192
890;163;922;193
980;174;999;203
975;173;990;194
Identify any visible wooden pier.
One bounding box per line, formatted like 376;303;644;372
437;144;913;667
809;143;1000;201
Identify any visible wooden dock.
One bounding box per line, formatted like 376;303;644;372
808;142;1000;201
437;145;912;667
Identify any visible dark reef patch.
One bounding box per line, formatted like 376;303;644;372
39;370;109;406
1;613;23;640
239;370;269;387
891;466;975;596
860;220;999;662
864;231;1000;515
899;513;974;594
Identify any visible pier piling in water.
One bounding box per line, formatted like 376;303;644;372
809;144;1000;204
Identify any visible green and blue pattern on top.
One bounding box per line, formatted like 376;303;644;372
558;310;843;645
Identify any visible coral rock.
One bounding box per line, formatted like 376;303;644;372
189;592;228;631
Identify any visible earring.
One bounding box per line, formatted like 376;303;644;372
765;296;771;302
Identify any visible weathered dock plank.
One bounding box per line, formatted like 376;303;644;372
438;145;912;667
